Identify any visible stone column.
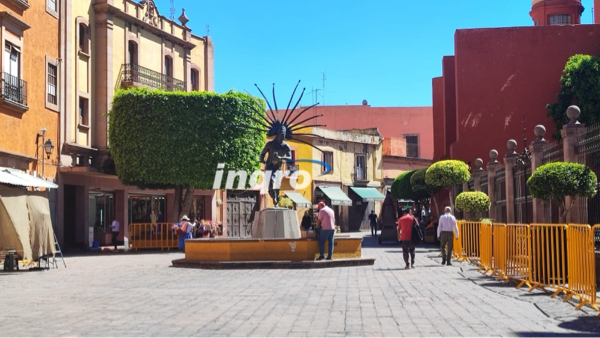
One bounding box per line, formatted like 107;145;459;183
505;140;519;223
529;125;548;223
487;150;502;221
472;158;485;191
561;105;586;223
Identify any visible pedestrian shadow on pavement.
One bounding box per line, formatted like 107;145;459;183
557;316;600;333
514;332;597;337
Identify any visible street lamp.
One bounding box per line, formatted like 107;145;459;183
38;127;54;178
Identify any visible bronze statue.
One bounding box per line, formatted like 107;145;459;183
237;81;327;206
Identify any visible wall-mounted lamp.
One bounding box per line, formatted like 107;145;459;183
216;198;222;206
43;139;54;159
37;127;54;178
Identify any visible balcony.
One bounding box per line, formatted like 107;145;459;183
1;72;28;113
117;63;186;92
6;0;29;10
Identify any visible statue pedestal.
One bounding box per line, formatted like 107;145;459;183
252;207;301;239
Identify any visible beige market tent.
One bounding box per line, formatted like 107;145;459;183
0;186;56;261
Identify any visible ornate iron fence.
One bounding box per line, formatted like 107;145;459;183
542;141;563;165
576;123;600;234
480;175;489;219
117;63;187;92
513;164;532;224
495;168;506;223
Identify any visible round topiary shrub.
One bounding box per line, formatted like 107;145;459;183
391;170;416;201
425;160;470;188
455;191;491;212
527;162;597;221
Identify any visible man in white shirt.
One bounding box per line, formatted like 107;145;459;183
437;206;459;266
111;219;120;251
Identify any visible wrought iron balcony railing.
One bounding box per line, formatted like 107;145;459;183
118;63;187;92
2;72;27;106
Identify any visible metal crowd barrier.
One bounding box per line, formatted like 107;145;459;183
451;221;599;313
528;224;568;296
566;224;598;311
452;232;463;261
128;223;179;250
478;222;493;275
458;221;481;263
505;224;531;288
491;223;508;281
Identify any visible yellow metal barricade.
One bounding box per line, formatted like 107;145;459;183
452;231;463;261
506;224;531;288
566;224;598;311
128;223;179;250
478;222;493;274
528;224;568;296
491;223;508;281
459;221;481;263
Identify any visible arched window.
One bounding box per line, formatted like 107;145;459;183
128;41;138;65
164;56;173;78
191;69;200;91
78;23;89;54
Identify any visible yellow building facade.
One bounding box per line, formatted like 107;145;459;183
55;0;216;249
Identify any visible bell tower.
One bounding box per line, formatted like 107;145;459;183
530;0;584;26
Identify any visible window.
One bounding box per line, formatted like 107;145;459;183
46;0;59;18
79;97;89;126
549;14;571;25
355;154;366;180
164;56;173;77
128;41;137;65
47;64;57;104
191;69;199;91
78;24;89;54
322;151;333;173
405;135;419;158
4;42;20;78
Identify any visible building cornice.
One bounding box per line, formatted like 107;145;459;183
5;0;29;11
0;11;31;31
0;148;36;162
93;3;196;49
382;154;432;164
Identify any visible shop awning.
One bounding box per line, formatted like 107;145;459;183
349;187;386;202
0;168;58;189
317;186;352;206
283;190;312;208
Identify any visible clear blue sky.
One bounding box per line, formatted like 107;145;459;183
155;0;594;107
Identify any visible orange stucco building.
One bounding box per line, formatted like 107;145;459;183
0;1;60;182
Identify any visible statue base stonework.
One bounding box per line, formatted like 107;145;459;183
251;207;301;239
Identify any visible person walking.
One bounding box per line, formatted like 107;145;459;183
368;210;378;236
316;201;335;261
437;206;459;266
397;208;418;269
111;219;120;251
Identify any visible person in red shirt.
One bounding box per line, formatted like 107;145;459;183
397;208;417;269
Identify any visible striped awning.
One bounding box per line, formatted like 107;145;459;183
349;187;386;202
317;186;352;206
283;190;312;208
0;168;58;189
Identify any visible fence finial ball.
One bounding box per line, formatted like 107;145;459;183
489;149;498;163
567;105;581;124
475;158;483;170
534;125;546;138
507;139;517;151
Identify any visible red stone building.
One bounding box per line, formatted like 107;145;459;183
433;0;598;165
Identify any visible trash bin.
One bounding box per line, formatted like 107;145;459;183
3;250;19;271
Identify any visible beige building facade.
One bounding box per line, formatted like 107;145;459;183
55;0;216;249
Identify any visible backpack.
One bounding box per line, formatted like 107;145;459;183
411;217;423;245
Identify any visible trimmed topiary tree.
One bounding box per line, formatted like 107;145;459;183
425;160;470;210
455;191;491;221
109;88;266;222
527;162;597;222
411;167;441;217
391;170;417;201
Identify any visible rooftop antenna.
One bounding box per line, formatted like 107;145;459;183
170;0;175;20
206;24;210;36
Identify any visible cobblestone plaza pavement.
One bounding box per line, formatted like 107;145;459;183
1;234;600;337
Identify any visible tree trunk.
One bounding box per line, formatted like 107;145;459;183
448;187;454;211
173;185;183;222
180;186;195;220
432;196;440;219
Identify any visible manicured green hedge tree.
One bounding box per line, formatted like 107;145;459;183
391;170;416;201
411;167;441;217
527;162;597;222
455;191;491;221
425;160;470;209
109;88;266;221
547;54;600;139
